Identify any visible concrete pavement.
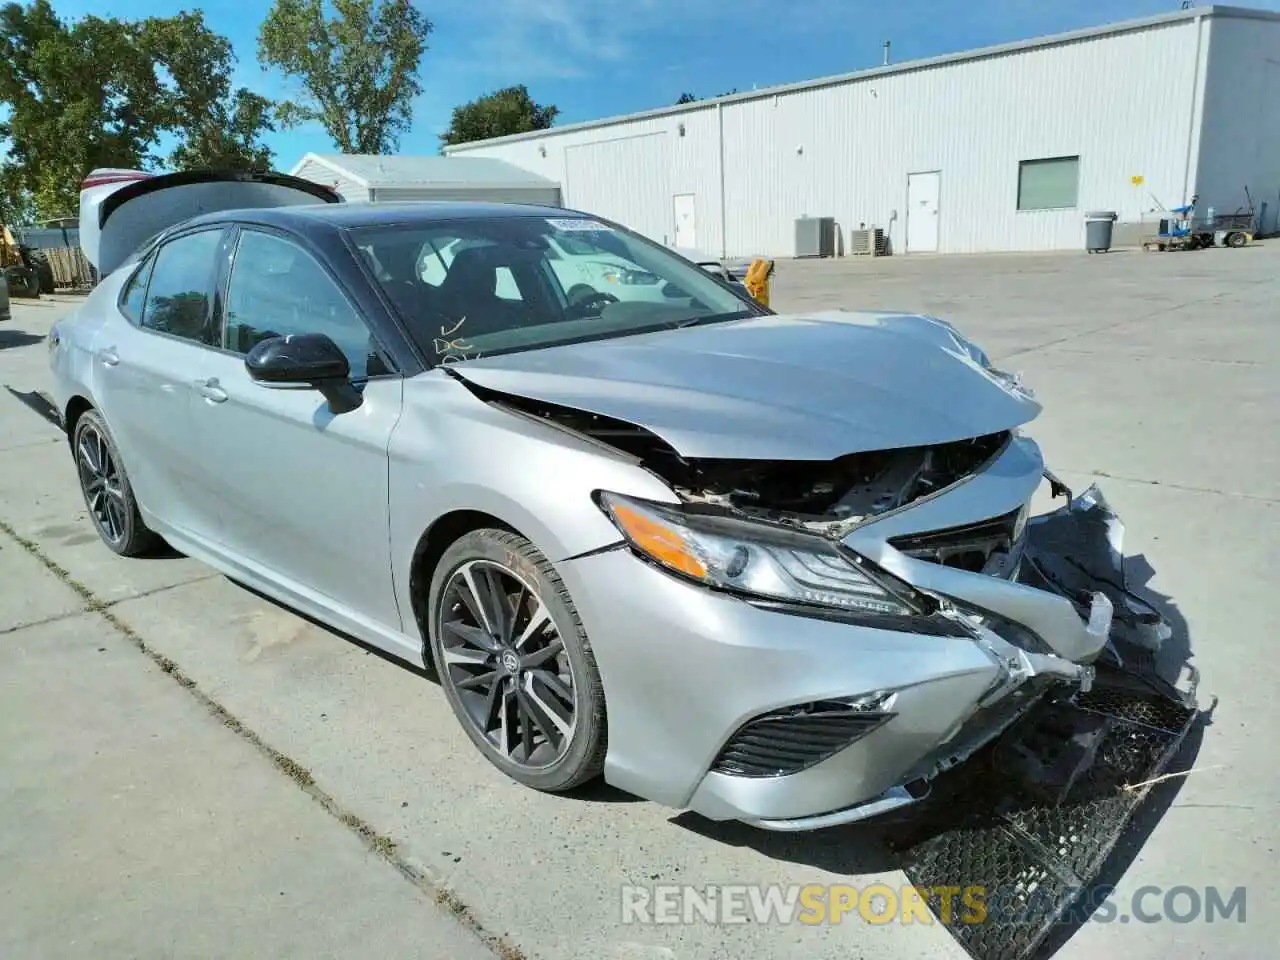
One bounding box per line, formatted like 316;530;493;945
1;244;1276;959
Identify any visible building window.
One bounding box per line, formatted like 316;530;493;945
1017;156;1079;211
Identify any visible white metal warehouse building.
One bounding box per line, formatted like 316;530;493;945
289;153;563;206
442;4;1280;258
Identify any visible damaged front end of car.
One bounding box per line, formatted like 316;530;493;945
459;371;1197;759
443;315;1202;959
487;391;1201;960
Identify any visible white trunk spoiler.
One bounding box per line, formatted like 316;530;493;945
80;168;342;277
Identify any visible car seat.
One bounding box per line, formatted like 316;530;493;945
436;245;528;339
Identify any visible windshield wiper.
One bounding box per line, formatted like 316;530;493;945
675;310;753;329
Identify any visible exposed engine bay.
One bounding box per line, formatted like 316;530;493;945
482;383;1009;528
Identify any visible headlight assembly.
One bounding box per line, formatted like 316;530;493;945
596;492;922;617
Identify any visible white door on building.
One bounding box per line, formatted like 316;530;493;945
906;171;941;253
673;194;697;249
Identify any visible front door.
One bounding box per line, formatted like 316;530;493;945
906;171;941;253
189;226;404;630
673;194;697;249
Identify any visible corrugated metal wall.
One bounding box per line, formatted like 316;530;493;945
293;159;369;202
450;17;1211;257
1195;15;1280;232
565;134;673;241
450;109;725;255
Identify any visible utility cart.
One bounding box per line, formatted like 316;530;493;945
1206;210;1254;248
1142;195;1256;251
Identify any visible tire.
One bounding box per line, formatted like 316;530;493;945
28;249;54;294
4;266;38;299
1226;232;1246;248
71;409;161;557
427;528;607;792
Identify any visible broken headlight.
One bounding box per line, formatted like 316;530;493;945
597;492;919;617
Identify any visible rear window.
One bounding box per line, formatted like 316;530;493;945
119;254;155;323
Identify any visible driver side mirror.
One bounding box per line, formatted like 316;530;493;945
245;332;362;413
661;282;690;299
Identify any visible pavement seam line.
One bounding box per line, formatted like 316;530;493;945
0;605;90;636
0;519;527;960
1001;279;1277;360
1086;470;1279;504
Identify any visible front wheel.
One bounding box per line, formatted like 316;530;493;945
427;528;607;792
72;409;161;557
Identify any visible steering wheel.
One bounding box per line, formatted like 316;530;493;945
564;288;620;318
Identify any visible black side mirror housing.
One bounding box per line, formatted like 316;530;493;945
246;332;350;384
661;282;690;299
245;333;362;413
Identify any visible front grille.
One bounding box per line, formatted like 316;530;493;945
711;700;893;778
889;507;1025;574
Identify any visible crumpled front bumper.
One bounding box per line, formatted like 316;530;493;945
557;439;1176;831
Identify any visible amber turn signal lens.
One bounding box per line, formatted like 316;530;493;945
608;501;707;579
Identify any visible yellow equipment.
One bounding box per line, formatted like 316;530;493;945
745;258;774;306
1;224;40;298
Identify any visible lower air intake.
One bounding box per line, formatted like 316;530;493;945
711;700;893;778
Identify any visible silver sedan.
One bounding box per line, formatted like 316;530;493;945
49;170;1171;830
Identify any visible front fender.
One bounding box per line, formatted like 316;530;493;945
387;372;680;629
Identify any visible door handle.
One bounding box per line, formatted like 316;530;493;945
195;378;228;403
97;347;119;366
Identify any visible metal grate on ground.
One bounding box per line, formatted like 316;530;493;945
891;676;1198;960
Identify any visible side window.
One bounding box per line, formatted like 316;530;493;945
493;266;522;301
224;230;383;379
119;254;155;324
141;230;224;344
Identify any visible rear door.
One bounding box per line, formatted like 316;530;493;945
80;168;340;278
187;225;404;630
91;226;229;540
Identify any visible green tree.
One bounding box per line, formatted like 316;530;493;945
142;11;277;171
439;85;559;150
674;89;739;105
0;164;35;226
0;1;275;219
167;89;276;172
258;0;432;154
1;0;164;217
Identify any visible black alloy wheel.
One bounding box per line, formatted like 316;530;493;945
72;409;159;556
428;529;606;792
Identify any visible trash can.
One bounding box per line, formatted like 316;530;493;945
1085;211;1118;253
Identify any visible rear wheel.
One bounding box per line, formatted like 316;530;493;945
1226;231;1247;248
72;409;161;557
427;528;606;792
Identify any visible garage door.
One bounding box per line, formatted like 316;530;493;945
564;134;671;243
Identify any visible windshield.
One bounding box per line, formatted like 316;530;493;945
349;215;759;364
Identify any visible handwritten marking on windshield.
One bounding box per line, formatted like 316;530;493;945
435;316;483;364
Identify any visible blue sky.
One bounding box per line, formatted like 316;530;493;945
45;0;1280;168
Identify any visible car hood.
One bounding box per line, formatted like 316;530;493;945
449;310;1040;460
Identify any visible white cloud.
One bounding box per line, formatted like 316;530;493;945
431;0;666;81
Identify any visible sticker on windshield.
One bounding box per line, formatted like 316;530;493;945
546;218;613;232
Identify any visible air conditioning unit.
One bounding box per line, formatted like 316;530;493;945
849;227;888;256
794;216;836;258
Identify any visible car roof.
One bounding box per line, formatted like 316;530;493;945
181;200;591;236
